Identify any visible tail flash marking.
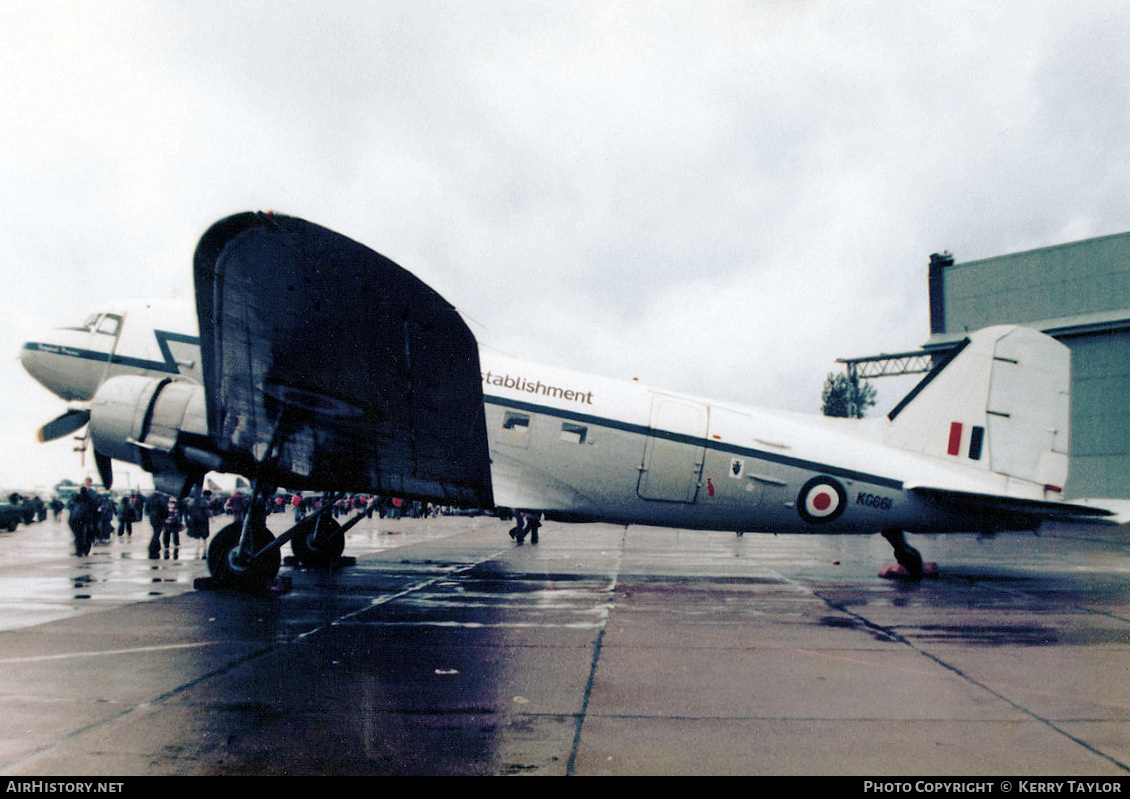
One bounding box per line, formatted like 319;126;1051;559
947;421;963;456
968;426;985;460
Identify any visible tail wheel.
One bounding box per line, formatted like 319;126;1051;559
207;521;280;589
895;543;924;579
290;515;345;567
882;528;924;580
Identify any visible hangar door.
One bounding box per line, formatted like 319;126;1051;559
637;394;708;503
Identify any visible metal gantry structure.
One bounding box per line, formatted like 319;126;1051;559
835;349;937;383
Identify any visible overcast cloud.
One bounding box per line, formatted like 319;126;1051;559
2;0;1129;491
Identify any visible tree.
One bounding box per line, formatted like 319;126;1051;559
821;371;877;419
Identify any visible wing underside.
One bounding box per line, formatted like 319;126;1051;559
193;212;493;506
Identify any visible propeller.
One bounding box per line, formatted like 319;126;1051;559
94;450;114;490
37;405;112;487
37;407;91;443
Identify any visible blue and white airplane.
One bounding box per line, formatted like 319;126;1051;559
19;212;1128;588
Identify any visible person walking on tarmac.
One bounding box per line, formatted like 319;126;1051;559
508;510;542;545
227;492;247;526
117;493;134;537
67;477;97;556
186;490;211;547
146;491;168;558
96;492;116;542
162;496;182;554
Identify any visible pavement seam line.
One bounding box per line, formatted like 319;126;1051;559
812;586;1130;775
565;525;627;776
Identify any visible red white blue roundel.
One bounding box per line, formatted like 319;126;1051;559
797;477;847;524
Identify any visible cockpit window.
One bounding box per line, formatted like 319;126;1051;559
63;313;118;335
96;314;121;336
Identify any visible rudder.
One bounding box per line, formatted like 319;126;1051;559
884;326;1070;496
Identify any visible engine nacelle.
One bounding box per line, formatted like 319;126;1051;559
88;375;221;495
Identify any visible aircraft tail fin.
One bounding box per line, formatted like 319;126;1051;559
884;325;1070;498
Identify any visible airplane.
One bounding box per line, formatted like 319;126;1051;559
19;211;1130;589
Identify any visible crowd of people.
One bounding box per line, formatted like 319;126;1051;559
62;477;215;558
58;485;403;558
36;480;529;558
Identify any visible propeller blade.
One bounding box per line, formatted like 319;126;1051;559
94;450;113;490
37;408;91;443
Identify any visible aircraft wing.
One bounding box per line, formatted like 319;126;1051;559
909;486;1128;528
193;212;493;506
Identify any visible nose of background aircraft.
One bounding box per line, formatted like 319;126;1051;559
19;340;48;387
19;338;80;401
19;338;99;443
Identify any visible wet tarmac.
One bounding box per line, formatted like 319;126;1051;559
0;511;1128;776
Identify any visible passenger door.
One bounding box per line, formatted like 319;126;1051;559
637;394;708;503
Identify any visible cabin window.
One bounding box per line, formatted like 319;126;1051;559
560;422;587;444
502;411;530;431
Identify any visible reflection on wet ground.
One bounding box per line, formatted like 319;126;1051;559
0;514;1127;775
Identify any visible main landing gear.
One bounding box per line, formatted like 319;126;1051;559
880;529;934;580
289;514;346;567
207;518;281;590
201;489;361;591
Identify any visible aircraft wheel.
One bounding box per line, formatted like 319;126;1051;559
882;529;924;580
208;521;280;589
290;516;345;567
895;543;924;579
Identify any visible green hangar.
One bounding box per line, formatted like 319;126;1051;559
926;232;1130;499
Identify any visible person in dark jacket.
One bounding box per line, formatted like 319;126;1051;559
162;496;182;553
67;477;98;556
146;491;168;558
96;493;116;541
117;494;134;537
186;490;211;546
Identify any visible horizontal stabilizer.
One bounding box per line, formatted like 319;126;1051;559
1064;498;1130;525
910;486;1124;528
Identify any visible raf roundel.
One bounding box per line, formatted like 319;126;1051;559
796;476;847;524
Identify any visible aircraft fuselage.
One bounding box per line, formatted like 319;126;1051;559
20;302;994;537
477;346;974;534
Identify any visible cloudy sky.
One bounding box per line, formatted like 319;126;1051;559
2;0;1129;492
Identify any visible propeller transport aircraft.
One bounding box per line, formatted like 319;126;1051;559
19;212;1130;590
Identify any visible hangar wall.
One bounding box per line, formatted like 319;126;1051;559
927;232;1130;499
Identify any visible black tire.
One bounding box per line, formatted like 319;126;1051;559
290;516;345;567
207;521;280;589
896;544;924;579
